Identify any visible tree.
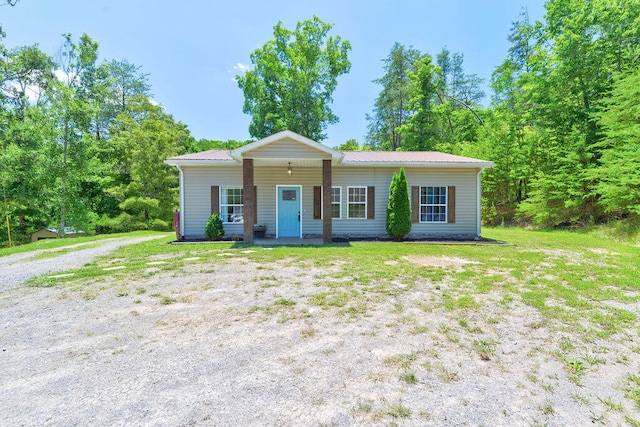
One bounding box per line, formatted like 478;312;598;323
0;39;56;243
236;16;351;141
335;138;359;151
591;69;640;217
103;95;192;230
386;168;411;240
514;0;640;226
397;54;442;151
47;33;102;235
366;43;421;150
195;138;250;151
106;59;151;114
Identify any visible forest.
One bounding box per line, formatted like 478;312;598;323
1;0;639;246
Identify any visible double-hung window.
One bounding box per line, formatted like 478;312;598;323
420;186;447;222
220;187;243;223
347;186;367;219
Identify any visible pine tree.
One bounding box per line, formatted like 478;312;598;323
386;168;411;240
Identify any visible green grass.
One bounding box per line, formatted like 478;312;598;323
16;226;640;346
27;243;103;260
8;225;640;423
0;230;169;258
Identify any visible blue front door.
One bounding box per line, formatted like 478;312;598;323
277;186;301;238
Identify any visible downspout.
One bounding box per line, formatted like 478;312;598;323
476;169;482;239
177;165;185;239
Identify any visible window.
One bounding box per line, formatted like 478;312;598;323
282;190;296;201
220;187;243;223
347;186;367;219
331;187;342;219
420;186;447;222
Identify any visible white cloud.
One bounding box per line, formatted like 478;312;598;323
5;81;42;104
233;62;250;73
54;69;77;85
229;62;251;83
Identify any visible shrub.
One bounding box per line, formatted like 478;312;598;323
150;218;169;231
386;167;412;241
205;213;224;240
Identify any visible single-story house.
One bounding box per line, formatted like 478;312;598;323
165;130;494;243
30;227;86;243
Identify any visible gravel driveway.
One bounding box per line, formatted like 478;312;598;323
0;235;166;291
1;241;638;426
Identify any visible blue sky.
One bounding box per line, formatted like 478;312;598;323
2;0;546;147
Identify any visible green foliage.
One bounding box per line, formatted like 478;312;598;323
195;139;251;151
367;43;485;151
366;43;421;150
468;0;640;228
205;213;224;241
590;69;640;217
386;168;411;240
0;31;192;247
236;15;351;141
335;138;359;151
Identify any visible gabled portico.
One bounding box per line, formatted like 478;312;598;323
229;130;344;243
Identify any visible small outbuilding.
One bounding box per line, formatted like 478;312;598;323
165;130;494;243
30;228;86;243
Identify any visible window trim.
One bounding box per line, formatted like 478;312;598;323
419;186;447;223
347;186;367;220
331;186;342;220
219;186;244;224
320;186;343;220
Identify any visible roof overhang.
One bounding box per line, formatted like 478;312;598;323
164;159;236;166
338;161;496;169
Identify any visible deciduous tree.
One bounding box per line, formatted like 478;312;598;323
236;16;351;141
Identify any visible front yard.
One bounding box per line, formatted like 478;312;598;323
1;228;639;426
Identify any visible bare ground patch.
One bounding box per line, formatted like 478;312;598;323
1;256;639;426
402;255;482;268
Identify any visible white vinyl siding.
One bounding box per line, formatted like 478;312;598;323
347;186;367;219
420;186;447;222
220;187;243;223
243;138;332;159
179;165;480;239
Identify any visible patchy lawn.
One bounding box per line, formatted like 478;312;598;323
2;228;640;426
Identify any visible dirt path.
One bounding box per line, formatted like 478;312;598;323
0;235;166;291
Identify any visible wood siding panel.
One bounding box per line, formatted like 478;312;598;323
322;159;332;243
243;159;254;243
254;186;258;219
367;186;375;220
447;186;456;224
313;186;322;219
411;186;419;223
211;186;219;215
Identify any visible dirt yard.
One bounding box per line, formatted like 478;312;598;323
1;247;639;426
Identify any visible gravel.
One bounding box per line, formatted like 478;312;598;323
1;242;639;426
0;235;166;291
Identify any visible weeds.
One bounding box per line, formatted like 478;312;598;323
384;352;418;369
474;339;497;361
400;371;417;384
